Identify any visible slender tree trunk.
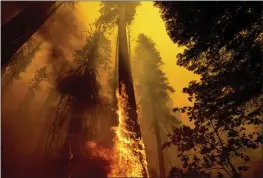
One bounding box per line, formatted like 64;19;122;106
112;34;119;107
1;2;62;68
127;26;132;61
152;101;166;178
154;121;166;178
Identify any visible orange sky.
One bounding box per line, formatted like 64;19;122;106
17;1;199;126
5;2;261;175
76;1;200;125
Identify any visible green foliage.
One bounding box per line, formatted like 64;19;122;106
155;2;263;177
96;2;141;30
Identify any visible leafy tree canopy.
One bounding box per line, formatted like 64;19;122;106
154;2;262;104
155;2;263;177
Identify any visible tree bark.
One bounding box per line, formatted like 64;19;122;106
118;5;147;177
118;4;141;140
1;2;62;68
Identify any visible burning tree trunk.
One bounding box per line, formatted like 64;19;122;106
117;5;148;177
118;4;140;141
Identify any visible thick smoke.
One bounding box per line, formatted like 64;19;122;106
1;3;96;178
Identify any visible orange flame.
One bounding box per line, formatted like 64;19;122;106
86;84;149;177
109;83;149;177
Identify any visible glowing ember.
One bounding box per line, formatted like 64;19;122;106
86;84;149;177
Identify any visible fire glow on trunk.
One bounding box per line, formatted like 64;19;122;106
86;83;149;177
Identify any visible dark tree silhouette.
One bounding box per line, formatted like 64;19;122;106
155;2;263;177
133;34;180;178
1;2;77;68
44;29;112;178
1;2;61;68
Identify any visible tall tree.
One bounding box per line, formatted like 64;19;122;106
45;29;112;178
155;2;263;177
97;3;148;177
97;2;141;136
133;34;179;178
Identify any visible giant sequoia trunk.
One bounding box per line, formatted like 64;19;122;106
1;2;62;68
118;5;141;139
118;6;148;177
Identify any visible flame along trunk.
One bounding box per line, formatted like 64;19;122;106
117;5;148;177
118;2;141;153
87;84;149;177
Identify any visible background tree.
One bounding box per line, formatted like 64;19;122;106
44;28;112;178
133;34;180;177
2;39;43;91
155;2;263;177
19;66;48;114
